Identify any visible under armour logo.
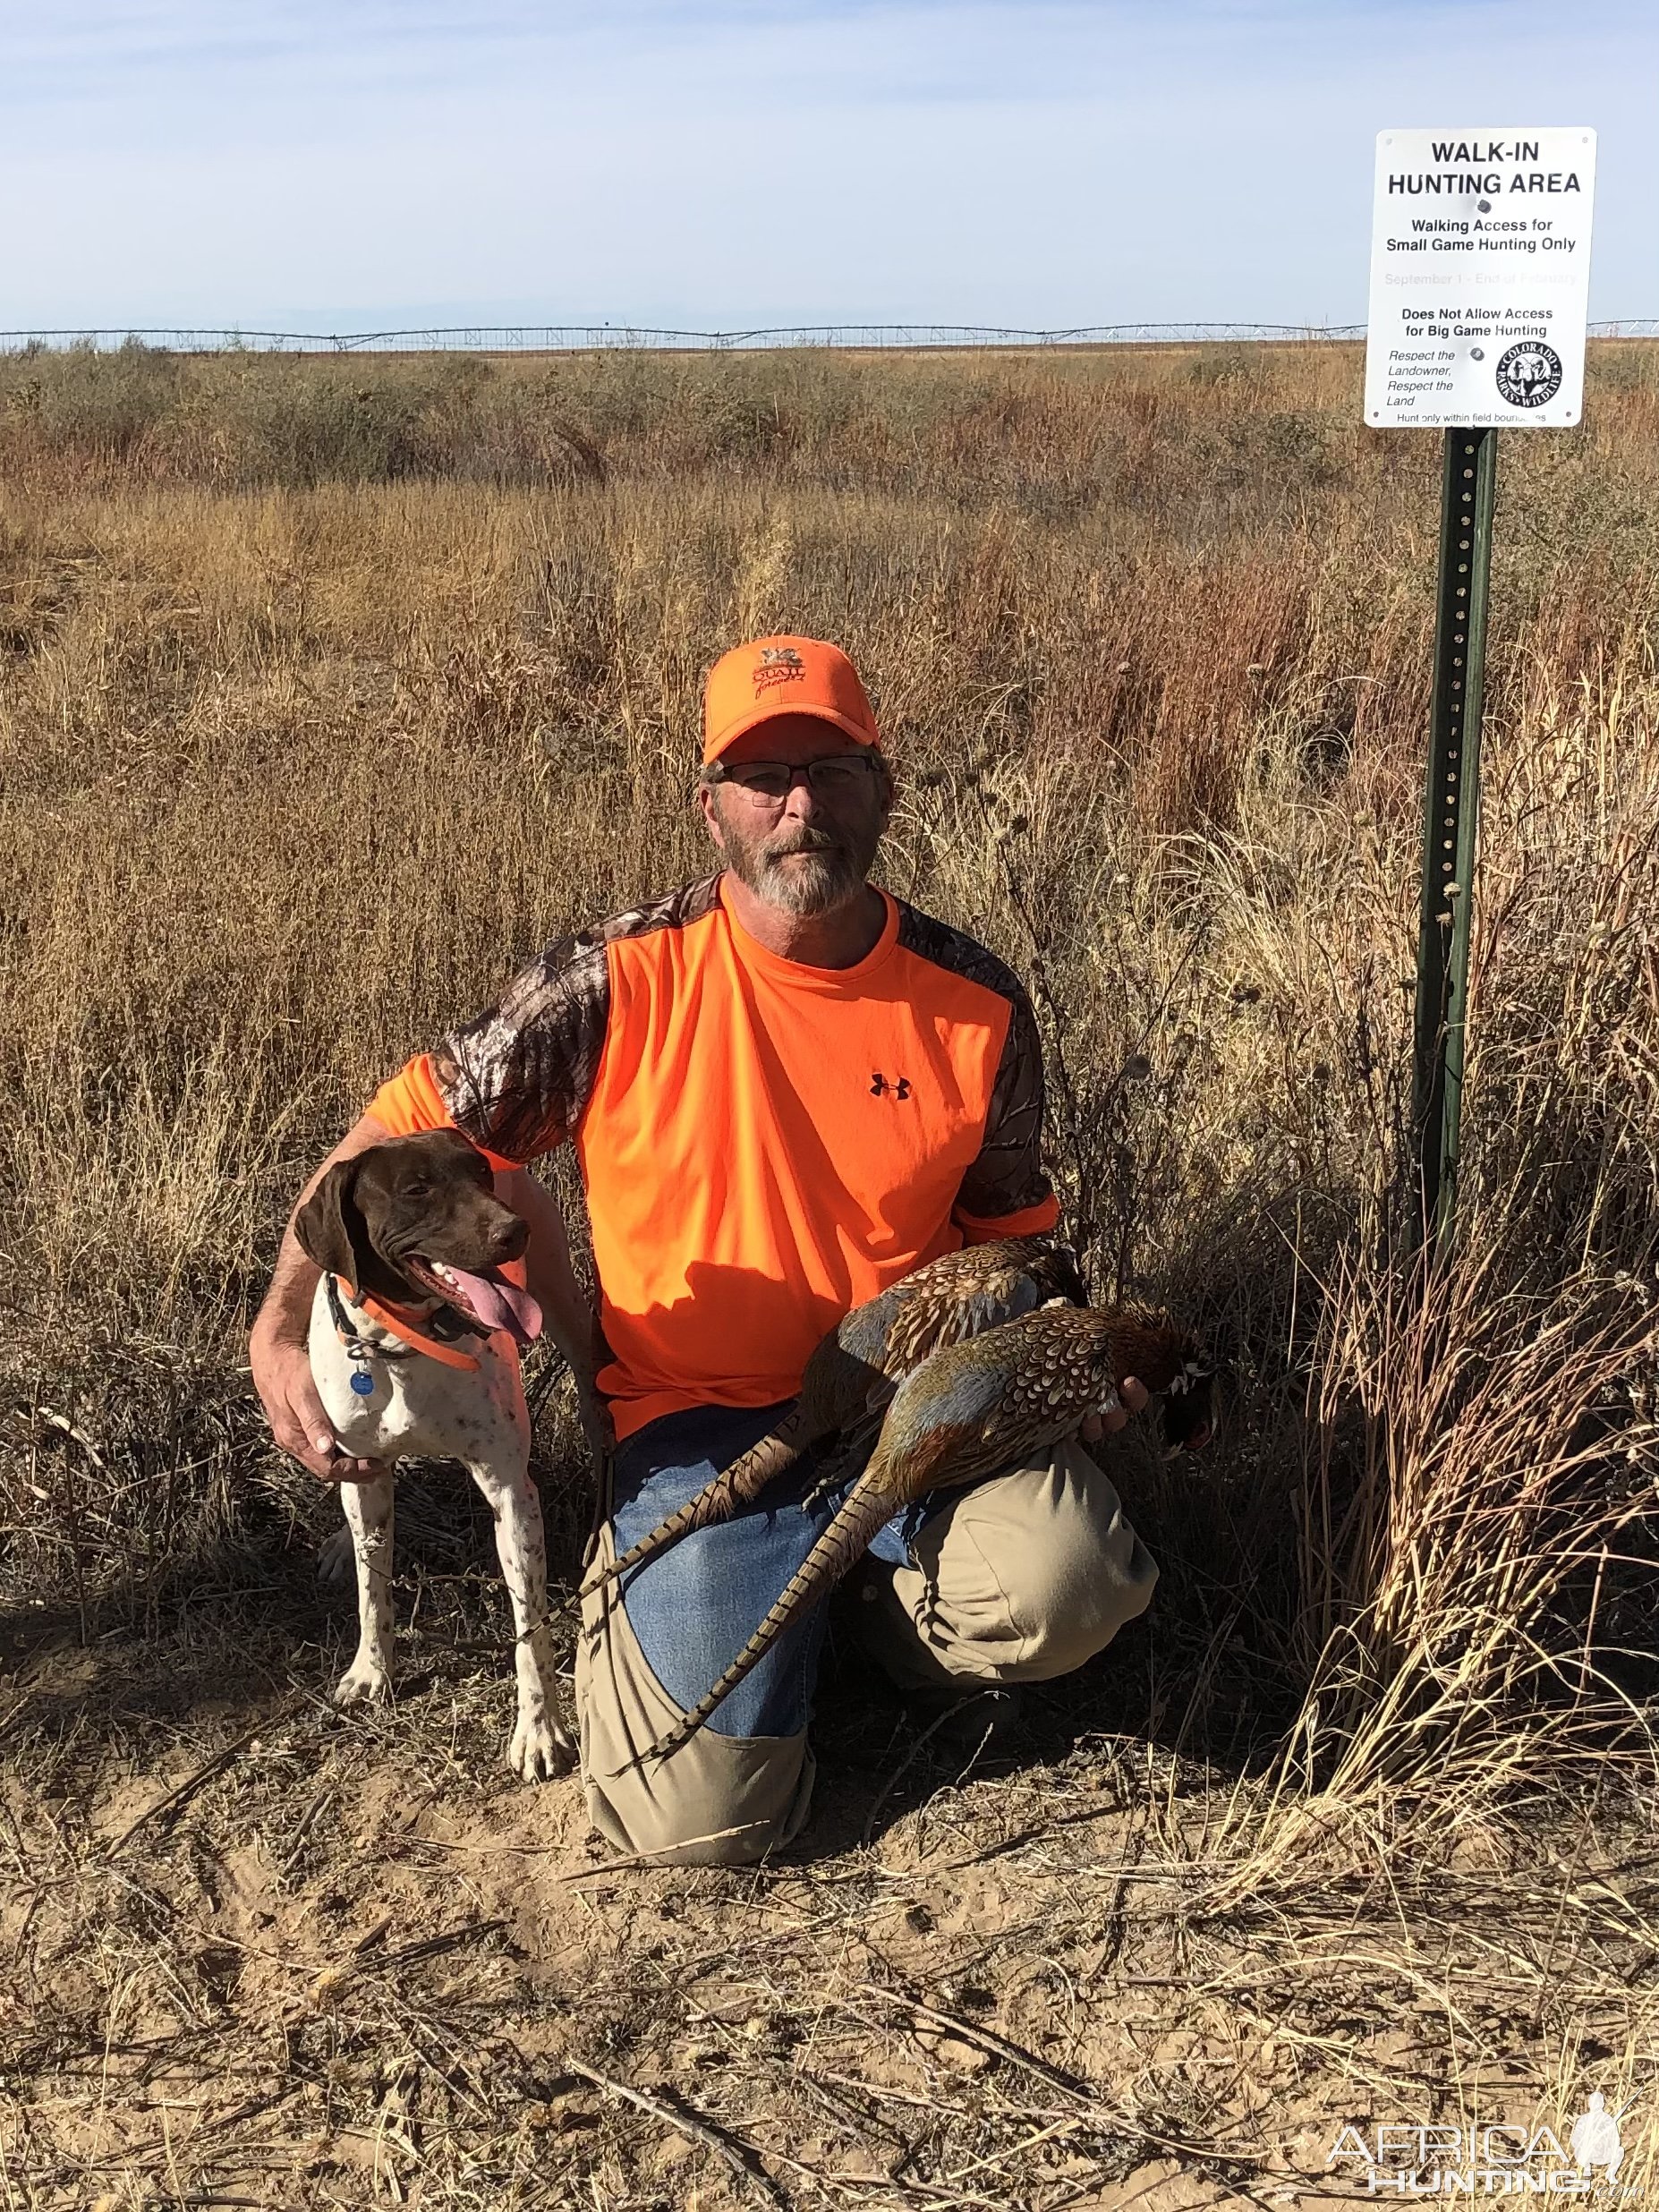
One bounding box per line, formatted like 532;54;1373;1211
871;1072;911;1100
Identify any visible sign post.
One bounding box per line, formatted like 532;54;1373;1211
1365;126;1595;1251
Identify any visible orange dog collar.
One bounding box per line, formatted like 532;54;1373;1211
333;1276;483;1373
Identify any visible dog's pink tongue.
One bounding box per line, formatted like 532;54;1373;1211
446;1267;543;1345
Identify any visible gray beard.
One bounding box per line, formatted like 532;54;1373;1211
713;803;879;918
743;845;865;916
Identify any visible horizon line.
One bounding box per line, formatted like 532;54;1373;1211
5;318;1656;356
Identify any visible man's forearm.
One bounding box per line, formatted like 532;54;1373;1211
500;1165;611;1468
498;1167;600;1386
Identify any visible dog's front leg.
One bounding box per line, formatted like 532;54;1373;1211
335;1468;396;1706
468;1457;576;1782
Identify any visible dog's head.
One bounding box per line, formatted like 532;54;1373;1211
295;1129;543;1345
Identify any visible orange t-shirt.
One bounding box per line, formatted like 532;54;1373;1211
369;876;1059;1440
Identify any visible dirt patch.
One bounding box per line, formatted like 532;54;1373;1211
5;1580;1655;2210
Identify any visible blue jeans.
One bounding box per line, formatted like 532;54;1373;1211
610;1400;918;1738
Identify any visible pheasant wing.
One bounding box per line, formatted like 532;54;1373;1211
881;1262;1045;1370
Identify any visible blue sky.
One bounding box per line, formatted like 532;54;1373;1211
2;1;1650;331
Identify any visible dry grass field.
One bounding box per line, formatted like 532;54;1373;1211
4;337;1659;2208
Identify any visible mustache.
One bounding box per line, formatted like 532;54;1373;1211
762;829;846;857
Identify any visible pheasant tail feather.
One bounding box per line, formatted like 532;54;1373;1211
579;1415;807;1601
617;1473;898;1773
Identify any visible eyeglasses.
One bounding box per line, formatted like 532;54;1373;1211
706;754;882;804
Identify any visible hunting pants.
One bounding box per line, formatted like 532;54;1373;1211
574;1399;1158;1866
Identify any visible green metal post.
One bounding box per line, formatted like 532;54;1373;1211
1411;425;1498;1255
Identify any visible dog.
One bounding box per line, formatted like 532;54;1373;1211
294;1128;576;1782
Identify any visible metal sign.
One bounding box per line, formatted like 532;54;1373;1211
1367;128;1595;1253
1365;128;1596;430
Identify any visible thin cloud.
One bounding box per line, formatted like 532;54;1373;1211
0;1;1647;328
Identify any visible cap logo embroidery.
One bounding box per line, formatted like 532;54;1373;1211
753;645;806;696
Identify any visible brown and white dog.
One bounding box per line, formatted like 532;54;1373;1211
295;1130;575;1782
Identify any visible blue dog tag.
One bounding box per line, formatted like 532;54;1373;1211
350;1370;376;1396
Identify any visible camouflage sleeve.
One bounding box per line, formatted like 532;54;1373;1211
426;880;721;1165
953;981;1059;1231
430;931;611;1167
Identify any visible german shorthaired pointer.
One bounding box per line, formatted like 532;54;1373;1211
295;1129;575;1781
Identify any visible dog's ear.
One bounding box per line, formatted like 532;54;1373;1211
294;1158;376;1295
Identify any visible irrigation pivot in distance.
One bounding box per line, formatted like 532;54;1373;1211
1365;127;1597;1255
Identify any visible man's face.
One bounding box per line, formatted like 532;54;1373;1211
700;713;892;919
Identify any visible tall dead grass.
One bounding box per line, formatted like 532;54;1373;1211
4;341;1659;1883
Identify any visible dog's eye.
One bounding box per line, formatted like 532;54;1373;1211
403;1180;431;1199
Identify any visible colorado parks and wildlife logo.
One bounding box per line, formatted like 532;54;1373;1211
1495;341;1563;409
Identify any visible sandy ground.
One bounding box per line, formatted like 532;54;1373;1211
7;1493;1655;2212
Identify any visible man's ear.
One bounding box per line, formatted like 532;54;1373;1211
867;754;895;831
294;1158;375;1295
697;773;727;854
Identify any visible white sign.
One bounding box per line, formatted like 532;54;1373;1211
1365;127;1595;428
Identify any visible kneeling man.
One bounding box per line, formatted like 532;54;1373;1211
251;635;1157;1863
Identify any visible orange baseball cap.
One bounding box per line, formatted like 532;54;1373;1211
702;634;881;765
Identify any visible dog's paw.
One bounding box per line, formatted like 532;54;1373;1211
317;1527;356;1589
333;1657;394;1707
507;1710;576;1783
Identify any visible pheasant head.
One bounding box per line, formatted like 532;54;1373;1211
1110;1306;1215;1454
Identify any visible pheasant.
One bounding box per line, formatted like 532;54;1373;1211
577;1237;1087;1608
620;1304;1212;1771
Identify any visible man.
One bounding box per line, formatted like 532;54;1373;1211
251;634;1157;1865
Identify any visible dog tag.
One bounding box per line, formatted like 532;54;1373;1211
350;1370;376;1396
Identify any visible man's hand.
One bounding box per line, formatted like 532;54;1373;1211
1080;1374;1148;1444
250;1314;383;1484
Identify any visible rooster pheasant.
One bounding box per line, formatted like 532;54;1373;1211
577;1237;1086;1608
620;1304;1212;1770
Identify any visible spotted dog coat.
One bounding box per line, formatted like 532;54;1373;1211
299;1135;574;1782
